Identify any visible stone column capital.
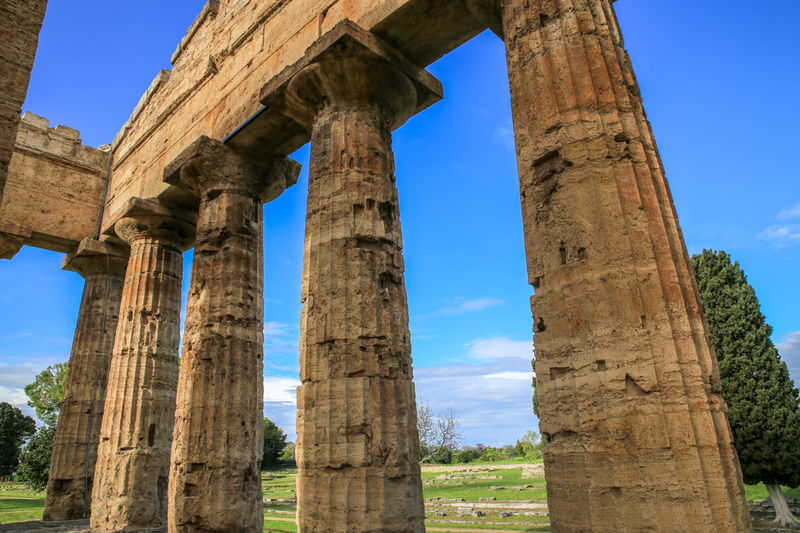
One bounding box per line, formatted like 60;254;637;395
112;198;197;251
163;136;301;204
260;20;443;132
465;0;505;39
62;238;129;278
286;55;417;129
0;219;31;260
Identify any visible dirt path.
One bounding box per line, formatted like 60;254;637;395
421;463;534;474
264;516;549;532
425;526;548;533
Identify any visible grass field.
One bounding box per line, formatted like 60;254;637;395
2;468;799;532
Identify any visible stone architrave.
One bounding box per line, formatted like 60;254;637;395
260;22;442;532
43;239;128;521
90;198;195;532
163;136;300;533
0;0;47;203
495;0;752;531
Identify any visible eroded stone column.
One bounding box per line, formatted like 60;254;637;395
43;239;127;521
279;37;435;533
90;198;195;532
499;0;752;531
0;0;47;203
163;136;300;533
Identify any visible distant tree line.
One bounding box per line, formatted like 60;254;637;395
415;401;542;465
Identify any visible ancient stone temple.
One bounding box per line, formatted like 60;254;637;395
0;0;753;532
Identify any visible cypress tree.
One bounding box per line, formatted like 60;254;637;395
691;249;800;526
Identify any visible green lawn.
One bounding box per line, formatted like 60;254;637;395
422;467;547;502
743;482;800;502
263;517;297;532
1;468;797;531
0;482;44;523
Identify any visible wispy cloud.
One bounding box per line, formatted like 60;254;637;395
466;337;533;361
265;336;538;445
777;331;800;385
777;203;800;220
493;121;515;150
757;224;800;247
263;376;300;405
437;297;505;316
264;321;292;337
758;203;800;247
0;363;48;421
4;331;34;341
415;355;536;446
413;336;536;444
263;376;301;441
264;321;299;353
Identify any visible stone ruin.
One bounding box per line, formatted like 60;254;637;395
0;0;754;532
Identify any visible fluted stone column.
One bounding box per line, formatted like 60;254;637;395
90;198;195;532
163;136;300;533
495;0;752;531
257;25;440;532
43;239;128;521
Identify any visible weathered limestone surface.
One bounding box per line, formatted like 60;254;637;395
2;0;756;530
499;0;752;531
43;239;128;522
0;113;110;256
90;199;195;532
164;136;300;533
0;219;31;261
99;0;485;234
262;23;441;532
0;0;47;203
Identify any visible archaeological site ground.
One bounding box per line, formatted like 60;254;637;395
0;0;785;531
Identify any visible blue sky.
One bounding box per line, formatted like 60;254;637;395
1;0;798;446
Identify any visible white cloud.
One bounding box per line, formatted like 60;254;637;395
264;321;291;337
466;337;533;361
260;336;538;444
415;357;536;446
264;321;299;353
0;363;49;422
777;331;800;385
0;384;30;406
482;371;532;381
757;224;800;247
777;203;800;220
263;376;300;405
437;297;505;316
4;331;34;341
263;376;301;441
493;121;515;150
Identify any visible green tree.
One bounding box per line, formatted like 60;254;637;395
24;363;68;426
692;249;800;527
0;402;36;477
514;430;543;461
262;418;287;470
16;425;56;491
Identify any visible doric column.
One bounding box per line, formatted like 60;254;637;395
497;0;752;531
259;23;441;532
90;198;195;532
163;136;300;533
43;239;127;521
